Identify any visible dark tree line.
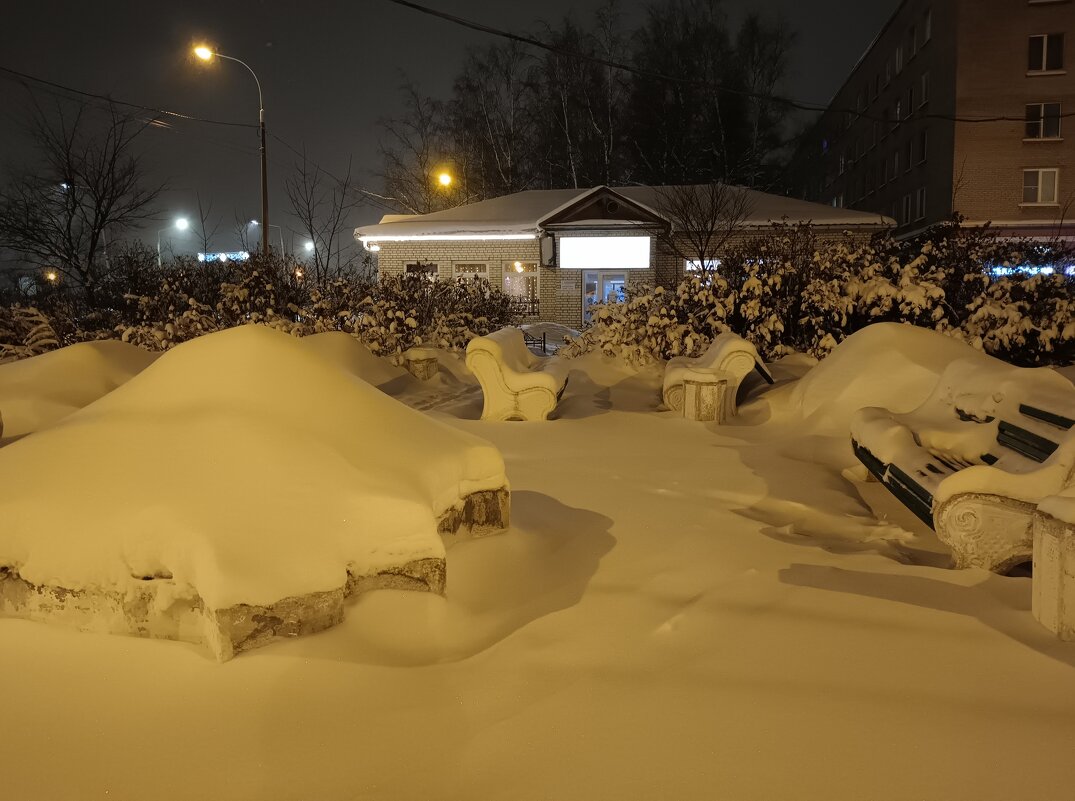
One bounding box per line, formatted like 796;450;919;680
379;0;795;213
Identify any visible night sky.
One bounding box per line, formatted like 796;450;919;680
1;0;895;253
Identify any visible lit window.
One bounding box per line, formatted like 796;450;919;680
405;262;438;280
1028;34;1064;72
685;259;721;273
452;262;487;281
1023;168;1059;204
1025;103;1062;139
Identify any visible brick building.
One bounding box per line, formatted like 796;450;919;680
792;0;1074;240
355;185;890;330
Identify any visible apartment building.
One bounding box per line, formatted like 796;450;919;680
793;0;1074;240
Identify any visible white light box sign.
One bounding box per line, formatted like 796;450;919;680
559;236;651;270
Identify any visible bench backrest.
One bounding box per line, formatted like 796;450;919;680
467;328;542;374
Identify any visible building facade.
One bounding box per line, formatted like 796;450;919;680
793;0;1074;239
356;185;891;330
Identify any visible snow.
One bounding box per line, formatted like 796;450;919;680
0;326;507;616
0;339;158;439
3;324;1075;799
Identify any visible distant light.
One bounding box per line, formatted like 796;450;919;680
175;218;190;231
249;219;258;226
59;182;70;191
437;172;452;187
513;261;523;272
45;270;58;282
294;268;304;280
304;241;314;252
198;251;250;263
193;45;214;61
368;243;381;252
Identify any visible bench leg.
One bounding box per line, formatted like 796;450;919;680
934;492;1036;573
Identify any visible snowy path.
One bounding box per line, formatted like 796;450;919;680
3;354;1075;800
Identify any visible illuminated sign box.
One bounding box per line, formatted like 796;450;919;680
559;236;651;270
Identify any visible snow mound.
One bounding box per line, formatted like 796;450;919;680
0;340;158;438
296;331;408;386
789;323;989;434
0;325;509;659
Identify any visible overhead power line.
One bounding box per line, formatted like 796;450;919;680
0;64;258;129
381;0;1075;127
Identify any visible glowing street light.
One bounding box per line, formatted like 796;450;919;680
193;43;269;257
437;171;453;188
304;241;315;253
44;269;58;283
157;217;192;266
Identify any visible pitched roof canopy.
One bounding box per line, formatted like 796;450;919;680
356;185;894;241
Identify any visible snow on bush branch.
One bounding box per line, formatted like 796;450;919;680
562;221;1075;367
0;249;517;361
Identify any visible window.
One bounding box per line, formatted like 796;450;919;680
1028;34;1064;72
894;100;902;128
685;259;721;272
906;85;916;115
901;193;912;224
452;262;487;281
894;150;901;176
405;262;438;280
871;121;879;149
917;130;928;163
832;194;844;208
1023;168;1059;204
923;9;932;43
908;25;918;58
920;72;930;106
839;154;846;175
895;45;904;74
914;187;927;221
503;261;539;315
904;140;913;171
1026;103;1062;139
884;59;892;86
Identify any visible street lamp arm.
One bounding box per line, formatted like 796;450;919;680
213;52;264;116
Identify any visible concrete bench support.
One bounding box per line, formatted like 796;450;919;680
1033;510;1075;640
403;347;439;381
682;368;729;423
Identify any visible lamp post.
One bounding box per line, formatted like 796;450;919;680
248;219;284;254
157;217;190;266
194;45;269;258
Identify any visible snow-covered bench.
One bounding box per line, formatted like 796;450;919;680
850;357;1075;573
466;328;570;421
663;332;773;417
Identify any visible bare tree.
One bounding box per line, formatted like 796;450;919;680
651;183;753;276
194;192;221;256
377;82;457;214
285;152;363;283
0;99;164;303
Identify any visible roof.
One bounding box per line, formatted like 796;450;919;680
355;185;894;240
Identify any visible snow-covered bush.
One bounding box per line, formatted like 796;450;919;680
355;275;516;358
565;220;1074;366
0;306;60;360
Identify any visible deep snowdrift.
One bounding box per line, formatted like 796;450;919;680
0;339;158;438
0;325;509;659
787;323;989;433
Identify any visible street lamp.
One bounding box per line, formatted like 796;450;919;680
437;171;453;188
194;44;269;258
248;219;284;253
157;217;191;266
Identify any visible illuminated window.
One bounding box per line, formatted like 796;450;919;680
685;259;721;273
1023;169;1059;204
452;262;487;280
404;262;438;280
1025;103;1062;139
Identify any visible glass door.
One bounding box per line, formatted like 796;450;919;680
583;271;627;322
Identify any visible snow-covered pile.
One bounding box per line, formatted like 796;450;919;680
785;323;990;434
296;331;409;386
0;340;158;439
0;325;509;659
